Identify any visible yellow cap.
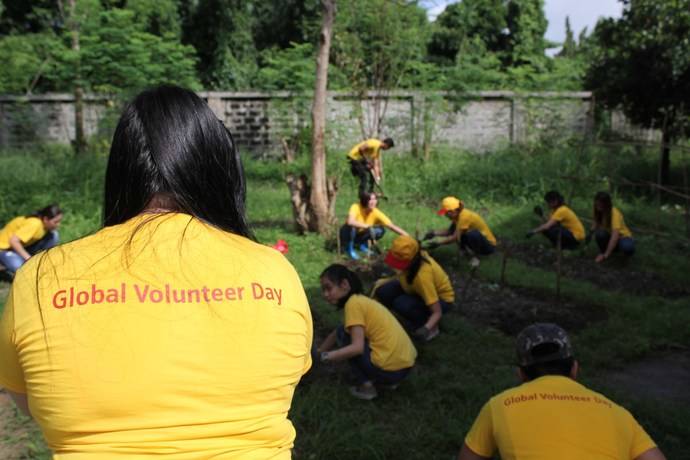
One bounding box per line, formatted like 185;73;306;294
437;196;463;215
384;236;420;270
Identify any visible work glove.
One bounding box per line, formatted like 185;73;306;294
413;326;431;341
525;230;536;239
320;352;331;363
425;241;440;250
533;205;544;218
423;230;436;241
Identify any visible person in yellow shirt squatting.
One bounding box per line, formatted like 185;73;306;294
340;192;409;259
373;235;455;342
458;322;666;460
591;191;635;263
317;264;417;400
347;137;394;195
423;196;497;256
527;190;585;250
0;204;63;280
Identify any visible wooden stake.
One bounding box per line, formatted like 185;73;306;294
500;248;509;287
556;230;562;303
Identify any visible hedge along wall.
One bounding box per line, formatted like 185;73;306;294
0;91;600;155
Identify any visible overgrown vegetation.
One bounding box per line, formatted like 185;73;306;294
1;142;689;459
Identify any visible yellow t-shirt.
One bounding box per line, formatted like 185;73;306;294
347;139;384;161
399;252;455;306
0;213;313;459
343;294;416;371
455;209;497;246
0;216;46;250
348;203;392;231
609;207;633;238
550;205;585;241
465;376;657;460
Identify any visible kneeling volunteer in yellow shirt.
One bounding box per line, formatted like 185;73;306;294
423;196;497;256
592;191;635;263
458;323;666;460
527;190;585;250
374;236;455;342
317;264;417;401
0;85;312;459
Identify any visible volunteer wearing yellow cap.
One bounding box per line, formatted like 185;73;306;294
423;196;497;256
527;190;585;250
0;204;63;280
0;86;312;459
591;191;635;263
339;192;409;259
374;235;455;342
458;322;666;460
317;264;417;400
347;137;394;195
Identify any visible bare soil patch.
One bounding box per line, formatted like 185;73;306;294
501;239;690;298
342;256;608;337
595;350;690;407
0;390;35;460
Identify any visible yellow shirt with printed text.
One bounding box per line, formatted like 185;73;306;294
0;216;46;250
348;203;392;232
550;205;585;241
399;252;454;306
608;207;633;238
343;294;416;371
455;209;497;246
0;213;313;459
465;376;657;460
347;139;384;161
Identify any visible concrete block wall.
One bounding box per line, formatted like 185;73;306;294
0;91;597;154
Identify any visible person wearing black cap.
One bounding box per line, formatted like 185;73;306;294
457;323;666;460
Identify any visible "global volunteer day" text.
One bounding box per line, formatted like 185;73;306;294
52;283;283;308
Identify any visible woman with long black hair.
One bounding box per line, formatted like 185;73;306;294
0;86;312;459
592;191;635;263
374;235;455;342
0;204;62;279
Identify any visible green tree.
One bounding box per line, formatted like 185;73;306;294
585;0;690;184
558;16;576;58
504;0;548;67
0;32;61;93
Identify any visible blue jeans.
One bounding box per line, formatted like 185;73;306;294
460;230;495;255
595;230;635;256
542;226;579;250
0;231;59;274
374;280;453;330
336;326;412;385
339;225;385;249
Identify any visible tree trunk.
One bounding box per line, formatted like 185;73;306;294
658;128;671;186
308;0;336;235
69;0;87;154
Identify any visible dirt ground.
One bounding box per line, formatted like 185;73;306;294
0;390;35;460
501;239;690;298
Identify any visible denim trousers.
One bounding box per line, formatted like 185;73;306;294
0;231;59;274
336;325;411;385
460;230;495;255
339;225;385;248
374;279;453;330
594;229;635;256
542;226;579;250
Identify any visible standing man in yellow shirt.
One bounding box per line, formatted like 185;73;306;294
458;323;666;460
527;190;585;250
592;191;635;263
347;137;394;195
423;196;497;256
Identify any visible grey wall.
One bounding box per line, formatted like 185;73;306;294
0;91;597;154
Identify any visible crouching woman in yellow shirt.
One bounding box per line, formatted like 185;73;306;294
0;204;63;279
592;191;635;263
318;264;417;400
339;192;408;259
374;236;455;342
527;190;585;250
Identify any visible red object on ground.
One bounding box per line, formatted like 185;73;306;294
272;239;289;254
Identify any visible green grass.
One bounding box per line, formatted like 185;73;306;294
1;142;689;459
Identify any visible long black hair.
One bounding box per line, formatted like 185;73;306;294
320;264;363;309
103;85;251;237
544;190;564;207
29;204;62;219
405;249;428;285
593;191;613;229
